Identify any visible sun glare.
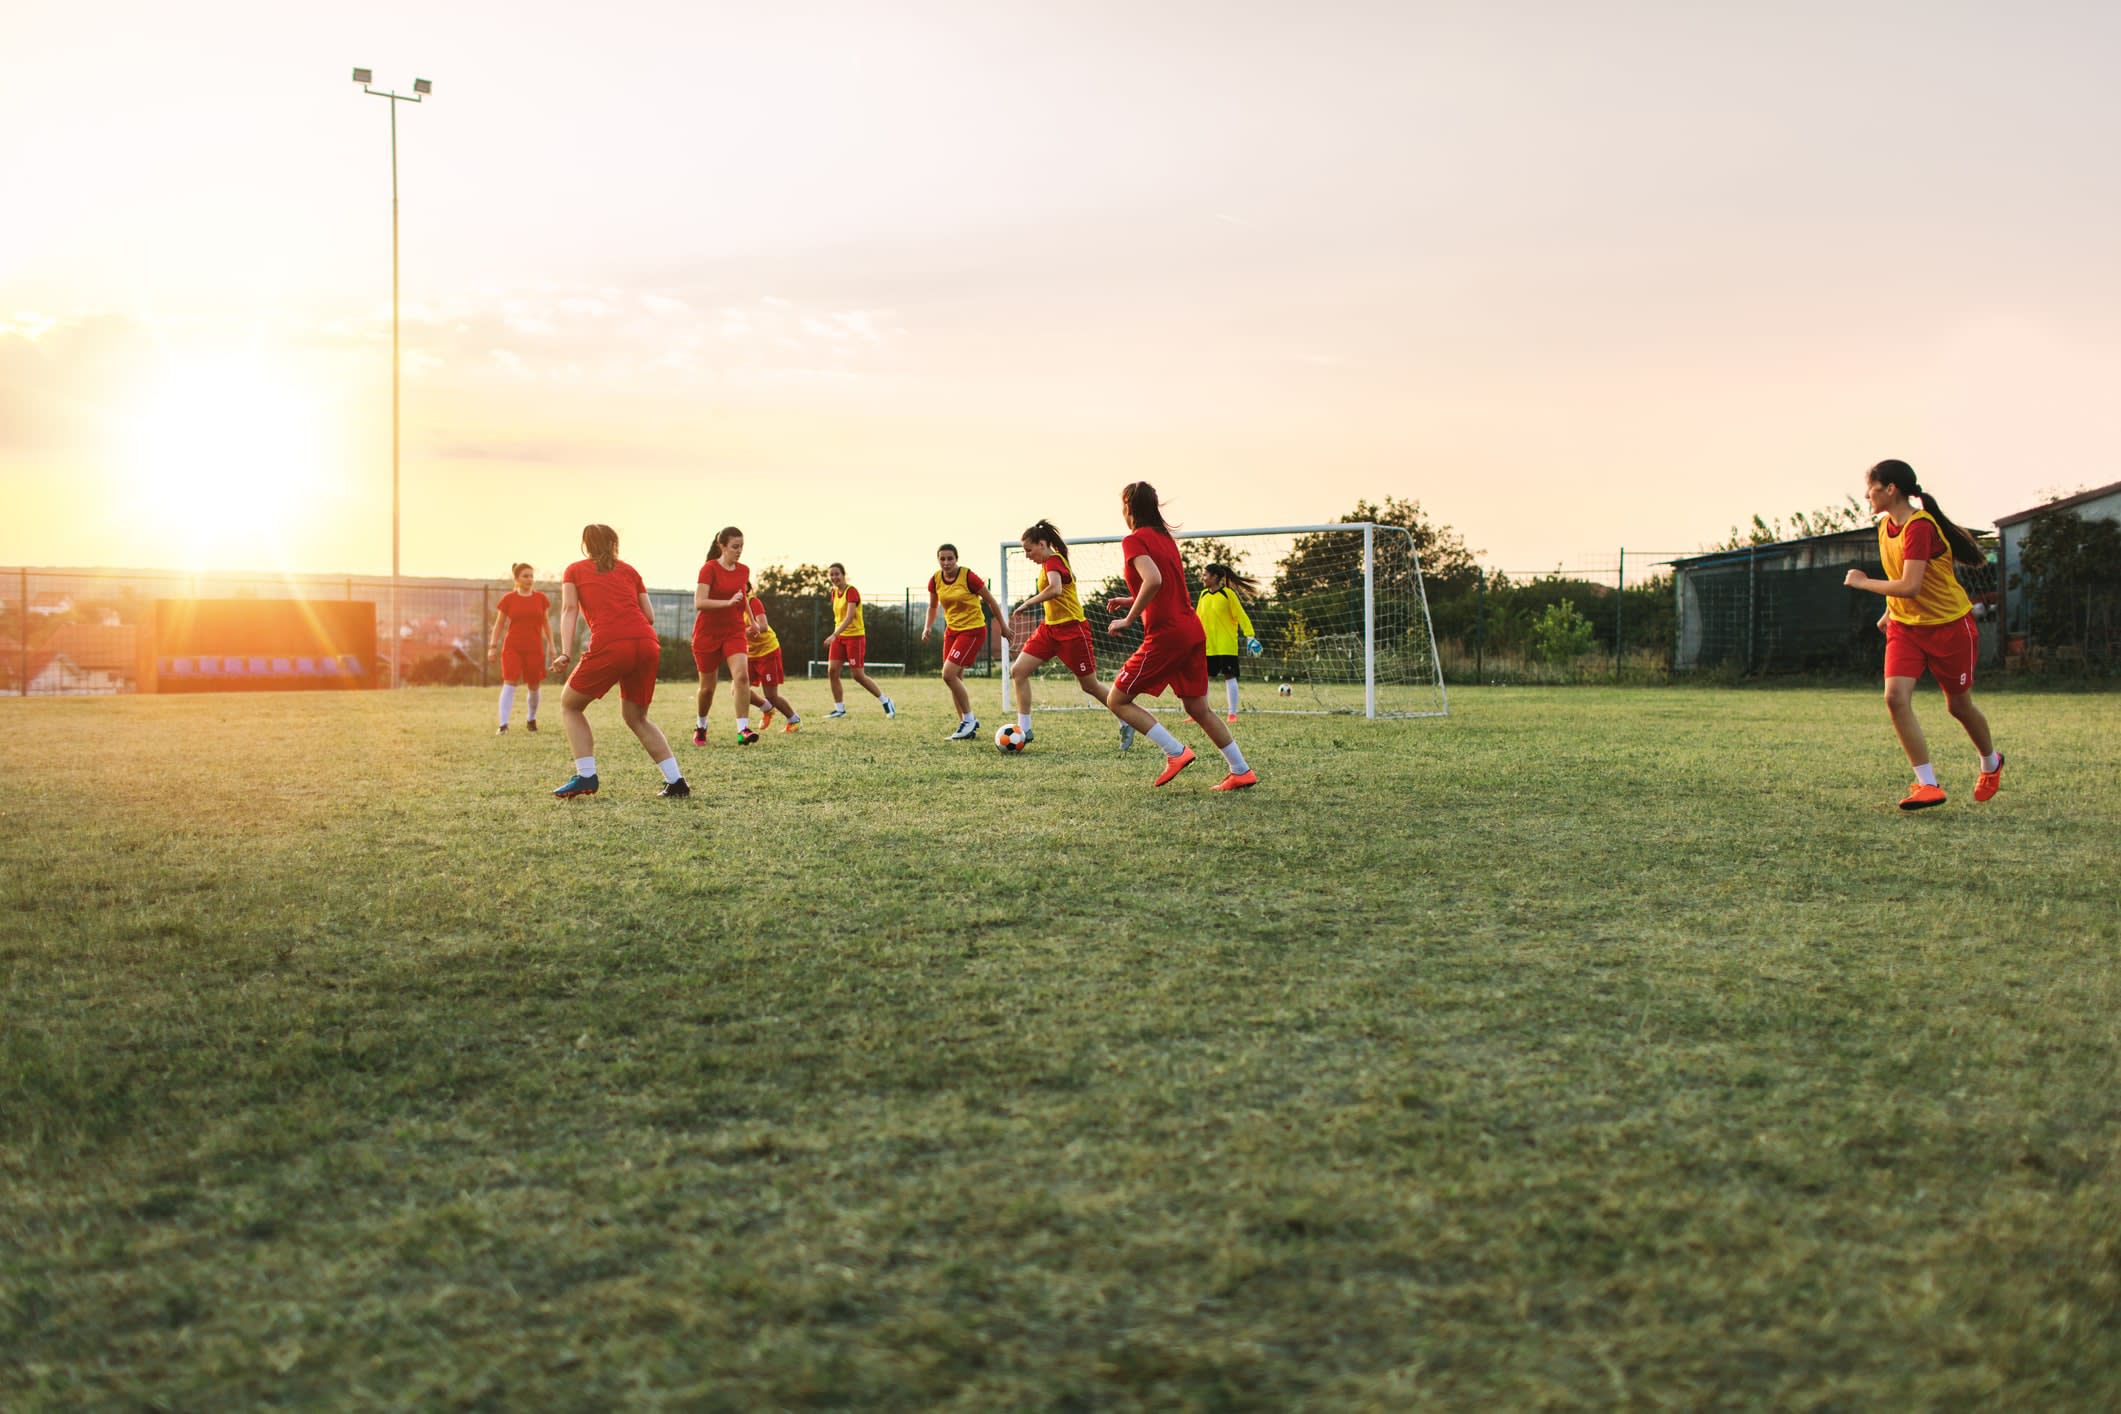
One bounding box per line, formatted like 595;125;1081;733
119;355;332;568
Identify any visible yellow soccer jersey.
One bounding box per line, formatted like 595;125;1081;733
1195;586;1255;657
831;583;866;638
1878;511;1973;626
1038;555;1085;626
930;567;989;632
745;596;781;658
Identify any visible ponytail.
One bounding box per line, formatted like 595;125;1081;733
713;526;743;559
1121;481;1170;532
1868;460;1985;566
1206;563;1260;601
1021;519;1070;562
582;524;619;573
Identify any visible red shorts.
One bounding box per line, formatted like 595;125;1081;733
500;643;545;686
569;636;660;706
1021;620;1096;677
1885;614;1978;694
748;648;784;688
943;626;987;667
1114;630;1209;700
691;633;748;673
828;636;867;670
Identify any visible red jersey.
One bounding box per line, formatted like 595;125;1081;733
496;590;550;649
694;559;751;641
562;558;658;644
1122;527;1204;642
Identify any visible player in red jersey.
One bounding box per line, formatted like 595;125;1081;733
921;543;1007;741
485;561;553;734
1004;519;1111;743
549;524;688;799
1103;483;1257;790
1842;459;2004;810
690;527;760;747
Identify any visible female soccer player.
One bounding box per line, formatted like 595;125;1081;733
921;542;1007;741
745;591;801;732
1842;459;2003;810
1006;520;1111;742
1104;484;1257;790
691;527;759;746
550;524;688;799
1196;563;1261;722
486;561;553;734
823;562;895;720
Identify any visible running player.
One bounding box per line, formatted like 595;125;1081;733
691;527;759;746
550;524;688;799
1842;459;2003;810
745;591;801;732
1005;519;1111;743
1196;563;1262;723
921;542;1007;740
486;561;552;734
1104;483;1257;790
824;562;895;719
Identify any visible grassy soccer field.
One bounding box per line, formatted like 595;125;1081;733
5;681;2118;1409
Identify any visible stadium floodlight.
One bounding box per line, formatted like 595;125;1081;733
998;523;1448;720
349;69;434;688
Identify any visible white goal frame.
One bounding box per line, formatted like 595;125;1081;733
996;522;1448;720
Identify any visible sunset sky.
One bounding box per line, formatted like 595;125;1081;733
5;0;2118;592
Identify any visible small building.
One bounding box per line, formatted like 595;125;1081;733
1992;480;2121;656
1671;527;1999;674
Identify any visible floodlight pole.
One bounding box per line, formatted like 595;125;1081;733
356;71;429;687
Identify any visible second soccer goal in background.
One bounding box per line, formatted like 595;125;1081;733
999;522;1449;719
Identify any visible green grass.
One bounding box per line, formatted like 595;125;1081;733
5;681;2118;1409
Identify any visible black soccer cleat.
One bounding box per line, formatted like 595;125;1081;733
658;777;691;798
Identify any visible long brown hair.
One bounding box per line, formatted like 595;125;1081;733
1868;461;1984;566
712;526;743;561
1204;563;1259;601
1122;481;1170;532
582;524;619;573
1020;519;1069;562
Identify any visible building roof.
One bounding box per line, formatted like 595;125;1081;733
1993;480;2121;529
1667;525;1875;570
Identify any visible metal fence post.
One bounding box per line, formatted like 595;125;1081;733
17;568;26;696
480;584;490;688
1614;547;1625;680
1746;547;1758;674
1474;567;1485;681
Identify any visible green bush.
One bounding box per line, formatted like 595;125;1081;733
1528;600;1597;663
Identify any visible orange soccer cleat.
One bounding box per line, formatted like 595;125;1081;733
1974;752;2005;802
1211;769;1258;792
1898;782;1948;812
1152;745;1197;787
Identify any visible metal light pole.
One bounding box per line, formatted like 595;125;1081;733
352;68;431;688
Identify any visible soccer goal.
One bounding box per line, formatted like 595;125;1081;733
997;523;1448;719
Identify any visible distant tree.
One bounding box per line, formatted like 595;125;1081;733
2017;508;2121;659
1714;496;1869;550
754;563;834;597
1272;497;1480;600
1527;600;1597;663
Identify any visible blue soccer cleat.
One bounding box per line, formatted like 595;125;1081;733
553;773;599;800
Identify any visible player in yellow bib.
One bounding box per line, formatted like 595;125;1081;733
744;594;801;732
1004;518;1111;744
1841;459;2003;810
824;562;895;720
921;542;1008;740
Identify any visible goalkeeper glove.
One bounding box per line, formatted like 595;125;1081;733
1244;636;1263;656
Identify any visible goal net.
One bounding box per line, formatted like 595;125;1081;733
997;523;1448;719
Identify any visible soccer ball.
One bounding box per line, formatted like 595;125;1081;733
1277;682;1293;697
995;723;1026;753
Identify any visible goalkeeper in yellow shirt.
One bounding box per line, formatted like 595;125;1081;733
1195;564;1262;722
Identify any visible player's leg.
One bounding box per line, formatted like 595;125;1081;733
1884;675;1944;809
827;653;846;709
1183;693;1256;788
498;675;517;732
942;658;971;718
554;683;600;797
1224;662;1241;720
1071;667;1110;707
728;652;758;742
693;665;718;744
764;684;798;722
1111;684;1194;785
1010;650;1045;739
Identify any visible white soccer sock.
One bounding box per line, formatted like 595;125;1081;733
1913;762;1938;786
697;715;708;729
525;688;539;721
736;715;749;731
1982;751;2001;771
576;755;597;777
1018;712;1032;733
498;682;516;724
1221;741;1249;772
1147;724;1185;756
657;756;682;784
1225;679;1239;712
962;712;975;724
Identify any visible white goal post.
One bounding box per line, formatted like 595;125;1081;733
997;522;1448;719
